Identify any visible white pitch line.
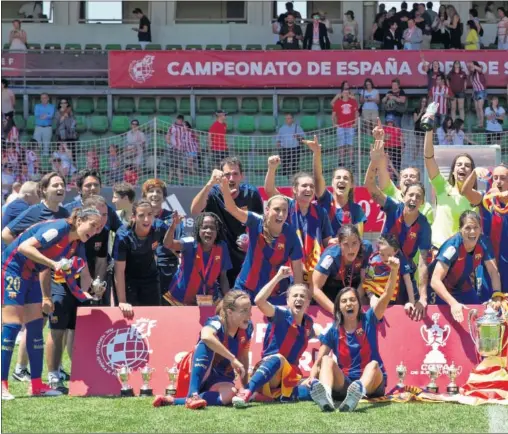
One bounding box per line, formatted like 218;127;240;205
487;404;508;433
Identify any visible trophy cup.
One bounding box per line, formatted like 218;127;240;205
426;365;439;393
396;362;407;389
91;276;106;302
116;365;134;397
420;102;439;132
139;365;155;397
165;365;179;396
468;306;508;358
446;361;459;395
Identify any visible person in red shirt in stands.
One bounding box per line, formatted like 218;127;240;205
208;110;228;169
332;85;358;167
383;114;403;176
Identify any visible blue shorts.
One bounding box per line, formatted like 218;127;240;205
427;287;480;305
332;375;386;400
337;127;355;147
473;90;487;101
452;92;465;99
49;281;80;330
2;271;41;306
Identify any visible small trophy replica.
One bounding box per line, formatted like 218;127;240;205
421;102;439;132
446;361;459;395
165;364;179;396
396;362;407;389
426;365;439;393
91;276;106;302
116;365;134;397
139;365;155;397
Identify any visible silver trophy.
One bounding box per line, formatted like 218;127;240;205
421;102;439;131
396;361;407;389
468;306;508;358
91;276;106;302
446;361;459;395
165;365;179;396
426;365;440;393
116;365;134;397
139;365;155;397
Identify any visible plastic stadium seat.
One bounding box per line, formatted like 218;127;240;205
233;136;251;152
165;44;182;50
241;97;259;114
116;97;135;114
261;98;274;114
321;115;334;129
145;44;162;50
126;44;143;51
237;116;256;134
221;97;238;114
64;43;81;51
104;44;122;50
27;43;41;50
258;116;276;133
185;44;202;50
245;44;262;50
265;44;281;50
138;97;156;114
134;115;151;126
85;43;102;51
408;97;421;111
430;43;445;49
196;115;214;131
300;115;318;132
75;115;88;133
13;115;25;131
96;97;107;114
226;117;235;133
156;115;173;125
323;96;333;113
158;97;177;114
302;97;320;114
179;98;191;115
205;45;222;50
111;116;131;134
198;97;218;114
26;116;36;133
330;43;342;50
75;97;94;114
3;43;9;50
90;116;109;134
364;40;383;50
44;43;61;50
226;44;243;50
281;97;300;114
14;97;23;113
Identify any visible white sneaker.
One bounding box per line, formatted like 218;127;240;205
310;380;335;412
339;380;364;412
2;386;15;401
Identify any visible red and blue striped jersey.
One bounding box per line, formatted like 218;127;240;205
479;194;508;267
168;239;232;305
319;308;386;381
382;197;431;269
286;199;332;273
430;233;494;294
233;212;303;301
317;190;367;236
201;315;253;379
2;219;85;280
262;307;314;366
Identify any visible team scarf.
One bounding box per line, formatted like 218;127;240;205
54;256;89;301
291;201;323;273
483;190;508;216
363;254;400;301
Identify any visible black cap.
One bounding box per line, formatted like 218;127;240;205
215;110;227;116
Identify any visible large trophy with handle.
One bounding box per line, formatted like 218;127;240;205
468;306;508;359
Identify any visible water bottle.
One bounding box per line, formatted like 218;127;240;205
421;102;439;132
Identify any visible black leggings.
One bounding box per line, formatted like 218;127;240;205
126;278;161;306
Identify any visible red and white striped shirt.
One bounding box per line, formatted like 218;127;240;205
470;71;486;92
166;123;186;151
430;85;450;115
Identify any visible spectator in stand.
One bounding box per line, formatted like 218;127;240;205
279;12;303;49
485;2;498;23
86;147;99;171
2;164;16;199
429;73;450;127
446;5;462;49
450;119;478;146
166;115;186;185
126;119;146;171
447;60;467;122
437;116;454;146
371;13;386;44
2;79;15;119
33;93;55;157
415;3;432;49
402;18;423;49
132;8;151;49
360;79;380;126
469;9;483;42
498;8;508;50
124;164;138;186
52;142;77;181
183;121;199;176
319;10;333;35
303;12;330;50
468;61;487;129
413;96;428;135
464;20;480;50
25;140;39;179
382;79;406;128
272;18;283;45
54;98;77;160
208;110;228;169
276;113;304;178
383;115;403;174
342;10;359;48
395;1;410;35
383;19;402;49
18;164;30;184
425;2;437;25
107;144;123;184
485;97;506;145
279;2;302;23
431;5;450;48
9;20;27;51
332;84;358;167
421;57;443;91
3;141;20;176
3;114;20;146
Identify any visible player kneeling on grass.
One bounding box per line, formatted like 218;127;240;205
308;256;399;412
153;290;252;409
232;267;315;408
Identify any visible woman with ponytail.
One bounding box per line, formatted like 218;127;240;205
153;290;252;409
1;207;100;400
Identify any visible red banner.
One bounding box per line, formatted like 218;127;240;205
70;306;480;397
108;50;508;89
258;186;384;233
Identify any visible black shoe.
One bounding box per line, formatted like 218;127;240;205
49;379;69;395
12;368;31;382
59;368;70;381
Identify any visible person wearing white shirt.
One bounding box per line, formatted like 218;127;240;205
485;96;506;145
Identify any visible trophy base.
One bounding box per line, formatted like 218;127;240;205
165;388;176;397
420;123;434;132
120;388;134;397
140;388;153;397
447;386;459;395
427;386;439;394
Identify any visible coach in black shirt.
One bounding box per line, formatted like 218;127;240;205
132;8;151;49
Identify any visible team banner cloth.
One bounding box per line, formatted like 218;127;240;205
108;50;508;88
